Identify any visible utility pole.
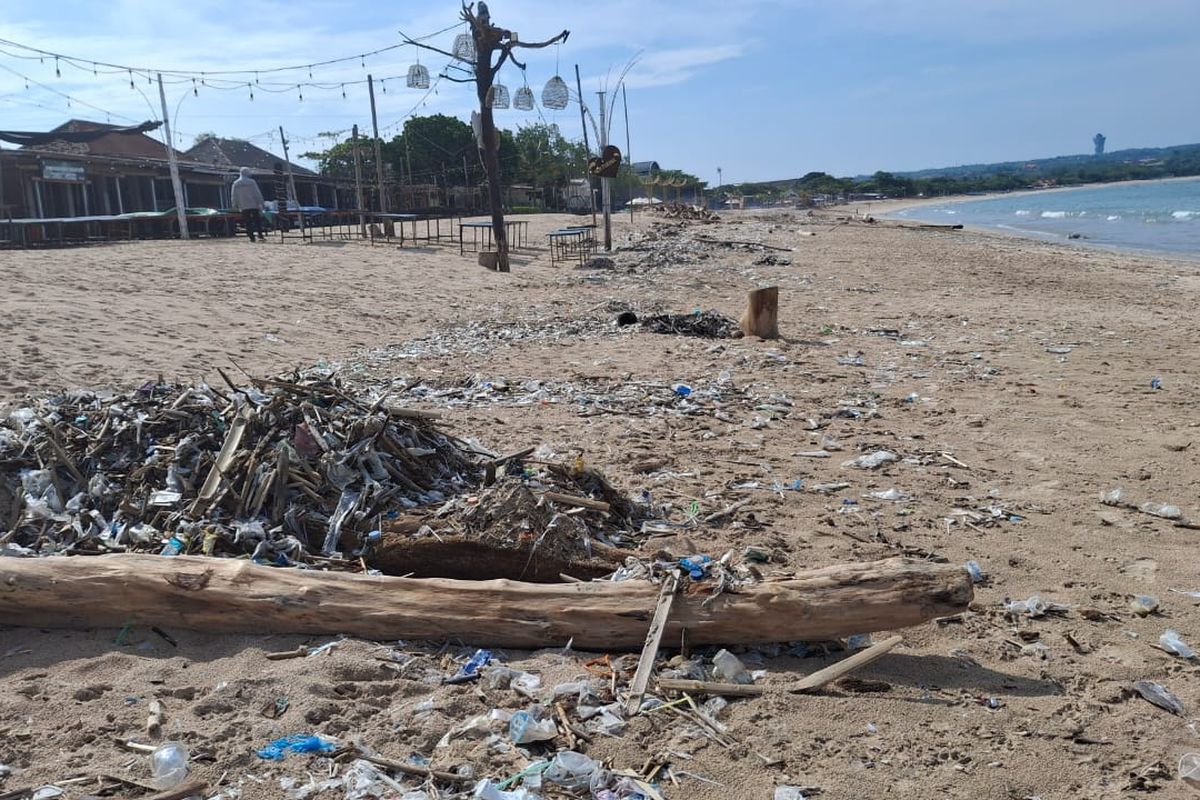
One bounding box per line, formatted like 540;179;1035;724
278;126;304;236
157;74;189;240
351;124;366;237
597;90;612;251
622;82;633;223
367;75;388;213
575;64;596;225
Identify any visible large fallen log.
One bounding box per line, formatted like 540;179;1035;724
0;555;971;649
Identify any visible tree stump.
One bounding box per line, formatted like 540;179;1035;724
740;286;779;339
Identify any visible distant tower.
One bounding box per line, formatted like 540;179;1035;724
1094;133;1106;156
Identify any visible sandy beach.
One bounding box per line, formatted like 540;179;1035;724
4;209;1200;799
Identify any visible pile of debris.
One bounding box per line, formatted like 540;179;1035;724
640;310;741;339
651;203;721;222
0;374;480;563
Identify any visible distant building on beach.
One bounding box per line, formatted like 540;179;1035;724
1094;133;1106;156
0;120;341;220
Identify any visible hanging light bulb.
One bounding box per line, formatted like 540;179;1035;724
255;72;260;85
297;85;303;101
55;57;60;78
248;83;254;101
92;63;97;76
341;83;346;99
129;70;134;89
541;75;569;110
192;78;198;97
381;79;387;93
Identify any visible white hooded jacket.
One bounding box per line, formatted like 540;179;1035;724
230;167;265;211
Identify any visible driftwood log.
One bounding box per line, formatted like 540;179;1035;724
740;286;779;339
0;555;971;649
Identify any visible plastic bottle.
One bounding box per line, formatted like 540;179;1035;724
1181;753;1200;788
712;649;751;684
964;561;985;583
508;710;557;744
544;750;599;790
149;742;189;789
1139;501;1182;520
1129;595;1159;617
1160;629;1195;659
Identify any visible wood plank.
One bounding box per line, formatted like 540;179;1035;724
625;572;680;715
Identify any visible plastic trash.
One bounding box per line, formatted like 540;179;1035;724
1134;680;1185;716
679;554;712;580
712;648;752;684
544;751;600;791
256;734;337;760
508;710;557;744
1004;595;1048;618
964;561;985;583
1180;753;1200;788
1129;595;1159;617
842;450;898;470
702;696;729;719
1139;501;1182;520
775;787;807;800
672;384;693;398
865;488;910;502
1160;629;1195;659
447;648;491;683
472;780;538;800
1151;376;1162;390
846;634;873;650
149;742;189;789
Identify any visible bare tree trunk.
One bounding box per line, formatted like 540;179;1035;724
740;286;780;339
478;102;510;272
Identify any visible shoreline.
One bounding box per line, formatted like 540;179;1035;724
868;175;1200;262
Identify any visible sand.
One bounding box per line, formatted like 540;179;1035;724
3;209;1200;798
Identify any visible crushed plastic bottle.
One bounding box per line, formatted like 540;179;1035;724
471;780;538;800
1099;487;1126;507
865;488;910;502
1139;501;1183;520
1160;629;1196;659
679;554;712;580
1134;680;1185;716
543;751;601;791
1129;595;1159;617
672;383;693;398
712;649;752;684
508;710;557;744
964;561;985;583
1004;595;1048;618
149;742;189;789
446;649;491;683
842;450;899;470
774;787;807;800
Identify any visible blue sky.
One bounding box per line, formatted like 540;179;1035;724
2;0;1198;183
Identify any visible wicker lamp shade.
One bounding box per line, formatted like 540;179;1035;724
486;84;510;109
453;33;476;62
513;86;534;110
406;64;430;89
541;75;569;110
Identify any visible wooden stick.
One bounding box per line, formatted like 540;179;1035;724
703;498;750;524
541;491;611;513
555;702;578;750
264;645;309;660
146;699;164;736
189;405;252;517
356;750;471;785
626;572;680;715
655;635;904;697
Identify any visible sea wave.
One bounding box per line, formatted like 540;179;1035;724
1173;210;1198;220
1041;211;1067;218
1015;209;1031;216
1106;215;1121;221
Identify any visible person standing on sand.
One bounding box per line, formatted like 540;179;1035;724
230;166;266;242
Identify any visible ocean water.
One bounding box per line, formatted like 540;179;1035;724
888;178;1200;257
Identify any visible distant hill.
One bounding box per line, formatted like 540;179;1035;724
730;142;1200;198
884;143;1200;181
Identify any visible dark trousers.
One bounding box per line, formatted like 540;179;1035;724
241;209;265;240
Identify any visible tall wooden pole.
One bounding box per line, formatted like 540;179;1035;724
622;82;633;223
351;124;366;237
367;75;388;213
574;64;596;225
157;74;189;240
597;90;612;251
278;126;304;236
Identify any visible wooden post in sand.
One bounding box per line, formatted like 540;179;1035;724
740;286;779;339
